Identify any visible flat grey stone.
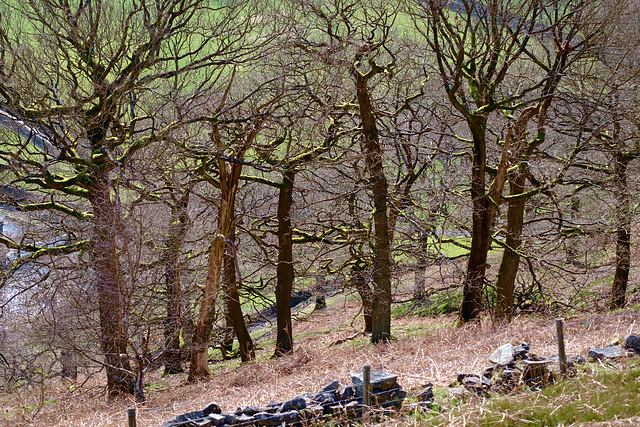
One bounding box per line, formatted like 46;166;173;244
489;343;515;366
313;392;336;406
208;414;226;426
236;405;262;415
462;375;490;390
278;396;306;412
232;414;253;425
165;410;208;426
457;371;477;383
266;400;281;407
318;380;340;394
276;410;301;424
253;412;283;426
351;370;398;391
296;392;314;403
589;345;626;360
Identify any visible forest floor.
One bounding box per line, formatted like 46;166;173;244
3;282;640;426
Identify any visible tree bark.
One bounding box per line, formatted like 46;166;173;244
494;172;526;321
223;224;255;361
460;121;492;323
354;65;392;343
189;156;242;381
275;170;295;356
314;276;326;310
610;152;631;309
91;183;135;395
413;232;430;301
352;264;373;332
566;195;580;265
163;190;190;375
460;118;510;323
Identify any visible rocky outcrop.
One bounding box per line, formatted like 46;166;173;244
161;370;406;427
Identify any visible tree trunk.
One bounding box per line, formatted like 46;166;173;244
413;232;430;301
494;172;526;321
275;170;295;356
222;308;235;359
460;119;508;323
352;264;373;332
610;152;631;309
314;276;326;310
460;199;492;322
189;158;242;381
163;190;190;375
222;247;235;359
91;184;135;396
460;122;492;323
354;69;392;343
223;224;255;361
566;195;580;265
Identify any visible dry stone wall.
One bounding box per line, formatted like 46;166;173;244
161;334;640;426
162;370;408;427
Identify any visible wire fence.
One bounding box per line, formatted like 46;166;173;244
64;311;640;426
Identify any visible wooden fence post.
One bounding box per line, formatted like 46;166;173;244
363;364;371;407
127;407;137;427
556;318;567;377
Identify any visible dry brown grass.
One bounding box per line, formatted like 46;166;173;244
3;292;640;427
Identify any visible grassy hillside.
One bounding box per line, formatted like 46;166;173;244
2;285;640;426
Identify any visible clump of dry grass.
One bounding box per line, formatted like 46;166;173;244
3;296;640;426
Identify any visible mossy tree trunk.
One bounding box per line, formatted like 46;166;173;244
189;129;246;381
610;151;632;309
223;222;255;361
163;189;191;375
494;173;526;321
353;54;392;343
91;182;135;395
352;264;373;333
275;170;295;356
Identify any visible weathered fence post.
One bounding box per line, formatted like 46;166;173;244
363;364;371;407
127;407;137;427
556;318;567;377
362;364;371;423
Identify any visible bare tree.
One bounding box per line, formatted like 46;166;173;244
410;0;611;322
0;0;267;394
